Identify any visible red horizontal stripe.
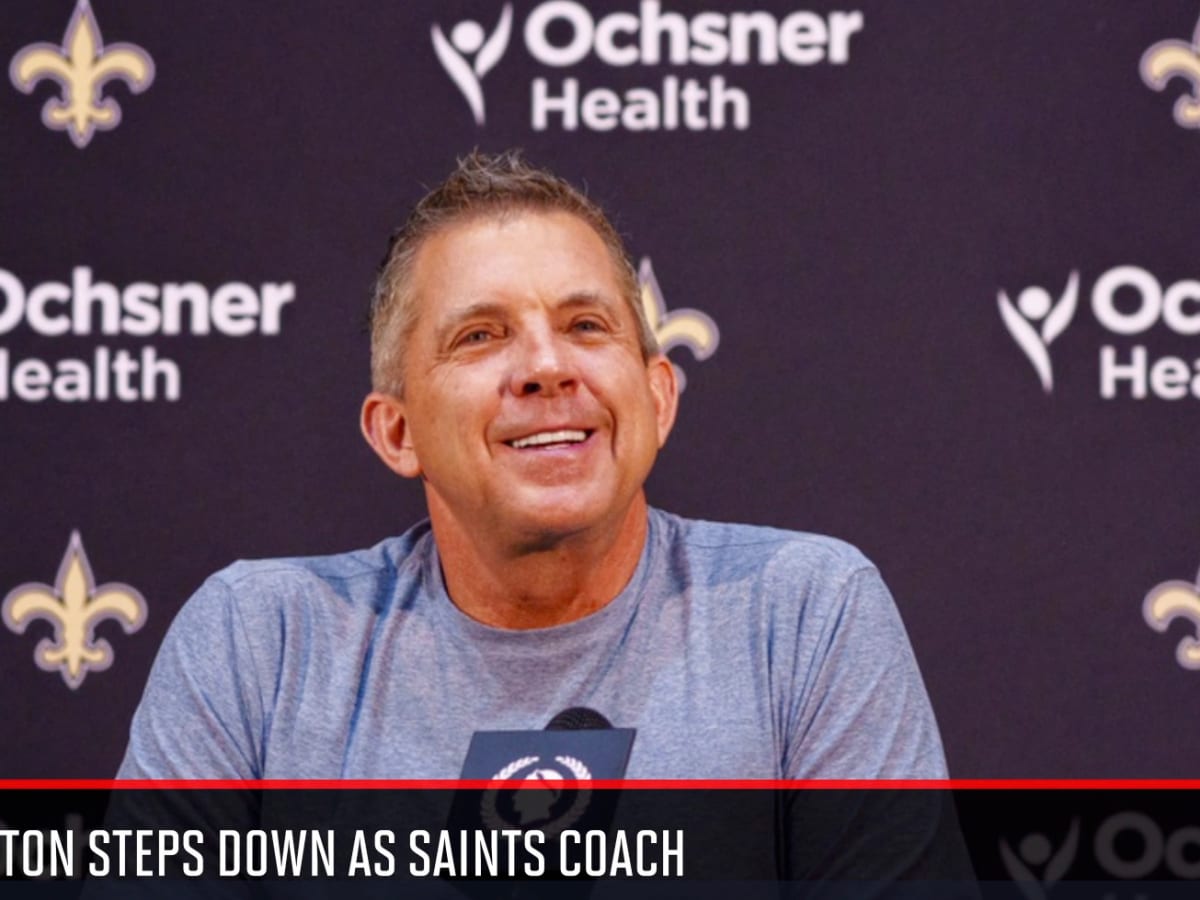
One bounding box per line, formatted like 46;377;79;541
1;778;1200;790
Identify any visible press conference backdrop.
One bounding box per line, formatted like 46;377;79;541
1;0;1198;778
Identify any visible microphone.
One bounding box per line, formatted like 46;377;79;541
457;706;636;787
451;708;636;883
545;707;612;730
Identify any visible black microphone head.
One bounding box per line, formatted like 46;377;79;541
545;707;612;730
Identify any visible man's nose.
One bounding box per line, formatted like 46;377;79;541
509;328;578;397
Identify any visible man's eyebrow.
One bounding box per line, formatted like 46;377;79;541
556;291;623;314
433;301;509;343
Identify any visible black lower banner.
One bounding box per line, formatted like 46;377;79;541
2;787;1199;898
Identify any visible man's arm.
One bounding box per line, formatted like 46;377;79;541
783;565;947;780
118;575;267;780
777;563;972;888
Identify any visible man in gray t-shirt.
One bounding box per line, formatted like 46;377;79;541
119;151;946;782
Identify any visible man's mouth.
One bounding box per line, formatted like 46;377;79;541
506;429;592;450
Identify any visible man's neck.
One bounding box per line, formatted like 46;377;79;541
428;496;650;629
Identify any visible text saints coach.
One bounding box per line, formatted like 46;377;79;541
118;151;946;780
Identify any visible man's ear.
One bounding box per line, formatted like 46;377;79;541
646;354;679;448
360;392;422;478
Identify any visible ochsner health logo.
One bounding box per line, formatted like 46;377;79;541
998;819;1078;900
432;1;864;132
432;5;513;125
0;266;296;403
999;265;1200;400
997;272;1079;393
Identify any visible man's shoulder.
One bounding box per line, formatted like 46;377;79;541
651;507;876;588
195;520;435;621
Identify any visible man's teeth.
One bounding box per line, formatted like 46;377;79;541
510;430;588;449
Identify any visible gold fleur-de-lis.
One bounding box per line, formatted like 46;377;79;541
1143;578;1200;669
638;257;720;391
2;531;147;689
1140;17;1200;128
9;0;156;148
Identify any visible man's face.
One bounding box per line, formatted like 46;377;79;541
383;210;677;546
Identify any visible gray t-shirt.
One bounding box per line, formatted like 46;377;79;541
118;509;947;779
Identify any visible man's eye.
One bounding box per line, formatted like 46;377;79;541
459;329;494;346
572;319;605;333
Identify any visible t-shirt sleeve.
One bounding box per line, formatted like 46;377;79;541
783;565;948;780
117;575;268;779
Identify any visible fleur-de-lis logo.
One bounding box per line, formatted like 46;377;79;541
2;531;147;689
638;258;720;390
1143;574;1200;670
1141;15;1200;129
9;0;156;148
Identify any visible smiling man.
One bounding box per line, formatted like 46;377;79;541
118;151;947;781
361;207;674;630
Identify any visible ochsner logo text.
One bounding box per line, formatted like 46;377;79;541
1001;812;1200;886
999;265;1200;400
433;1;865;131
0;266;295;403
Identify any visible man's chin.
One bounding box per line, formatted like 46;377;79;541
506;509;601;551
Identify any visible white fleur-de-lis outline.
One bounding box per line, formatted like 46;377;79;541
638;257;720;391
997;271;1079;394
1143;575;1200;670
1140;16;1200;129
9;0;156;148
431;5;512;126
997;819;1079;900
